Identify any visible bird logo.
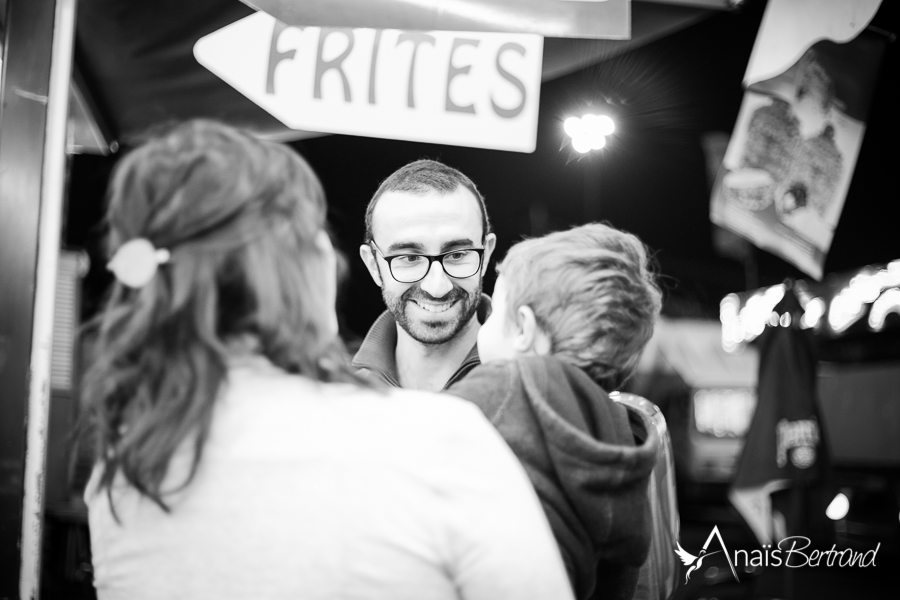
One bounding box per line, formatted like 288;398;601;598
673;525;740;585
675;542;721;583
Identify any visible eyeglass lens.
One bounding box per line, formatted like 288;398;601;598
391;251;481;283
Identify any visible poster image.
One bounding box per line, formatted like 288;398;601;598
711;34;885;280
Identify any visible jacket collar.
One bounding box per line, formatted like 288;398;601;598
352;294;491;389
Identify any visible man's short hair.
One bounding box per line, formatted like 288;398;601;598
499;223;662;391
364;159;492;243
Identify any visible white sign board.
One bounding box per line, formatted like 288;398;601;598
743;0;881;86
194;11;544;152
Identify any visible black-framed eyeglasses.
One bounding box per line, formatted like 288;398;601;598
370;242;485;284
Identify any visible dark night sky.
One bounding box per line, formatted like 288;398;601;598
67;0;899;341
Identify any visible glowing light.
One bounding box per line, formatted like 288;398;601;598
869;288;900;331
800;297;825;329
850;271;882;303
826;492;850;521
564;116;583;139
720;294;742;352
829;289;865;334
888;260;900;284
572;136;593;154
582;114;602;139
829;264;900;334
794;281;815;311
739;285;785;341
563;112;615;153
721;284;820;346
876;264;900;289
597;114;615;136
694;388;757;438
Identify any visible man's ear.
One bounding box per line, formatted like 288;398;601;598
513;305;552;356
359;244;383;287
481;233;498;276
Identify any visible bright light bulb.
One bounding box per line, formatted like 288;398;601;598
826;492;850;521
720;294;743;352
869;288;900;331
597;114;615;136
565;112;614;153
765;285;786;307
564;117;583;139
572;136;593;153
829;291;864;334
849;272;882;303
580;115;607;150
582;114;602;138
801;297;825;329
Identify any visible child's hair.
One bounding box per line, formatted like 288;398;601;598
498;222;661;390
81;120;365;511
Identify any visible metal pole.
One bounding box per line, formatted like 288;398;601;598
19;0;78;598
0;0;75;597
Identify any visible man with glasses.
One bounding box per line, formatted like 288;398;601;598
354;159;496;391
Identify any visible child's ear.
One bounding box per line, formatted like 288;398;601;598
513;305;552;356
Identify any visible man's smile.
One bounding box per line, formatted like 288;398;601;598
410;298;458;314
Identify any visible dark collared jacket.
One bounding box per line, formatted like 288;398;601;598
351;295;491;390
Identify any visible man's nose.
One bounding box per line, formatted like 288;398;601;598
419;260;453;298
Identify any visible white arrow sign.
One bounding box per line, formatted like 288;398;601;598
194;11;544;152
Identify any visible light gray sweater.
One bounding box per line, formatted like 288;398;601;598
86;355;573;600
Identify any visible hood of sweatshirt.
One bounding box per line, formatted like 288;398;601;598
448;356;659;598
516;356;657;561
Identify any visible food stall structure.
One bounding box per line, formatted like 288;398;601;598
719;260;900;553
629;318;759;489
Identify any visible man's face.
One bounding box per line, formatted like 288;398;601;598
361;186;496;345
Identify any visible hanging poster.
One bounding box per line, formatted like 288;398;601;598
710;0;885;279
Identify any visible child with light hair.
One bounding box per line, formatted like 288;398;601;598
448;222;663;600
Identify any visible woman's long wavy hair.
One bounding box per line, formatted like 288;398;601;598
81;120;366;511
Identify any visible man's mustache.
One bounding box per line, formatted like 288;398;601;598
401;285;468;304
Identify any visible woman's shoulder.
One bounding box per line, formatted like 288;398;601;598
218;359;499;454
327;384;498;445
382;386;495;429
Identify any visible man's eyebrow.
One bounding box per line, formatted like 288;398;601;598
440;238;477;252
386;241;426;253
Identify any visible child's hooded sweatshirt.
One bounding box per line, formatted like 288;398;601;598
448;356;658;600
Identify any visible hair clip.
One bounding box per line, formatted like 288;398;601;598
107;238;171;288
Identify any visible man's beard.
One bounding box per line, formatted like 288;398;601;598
383;280;482;345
